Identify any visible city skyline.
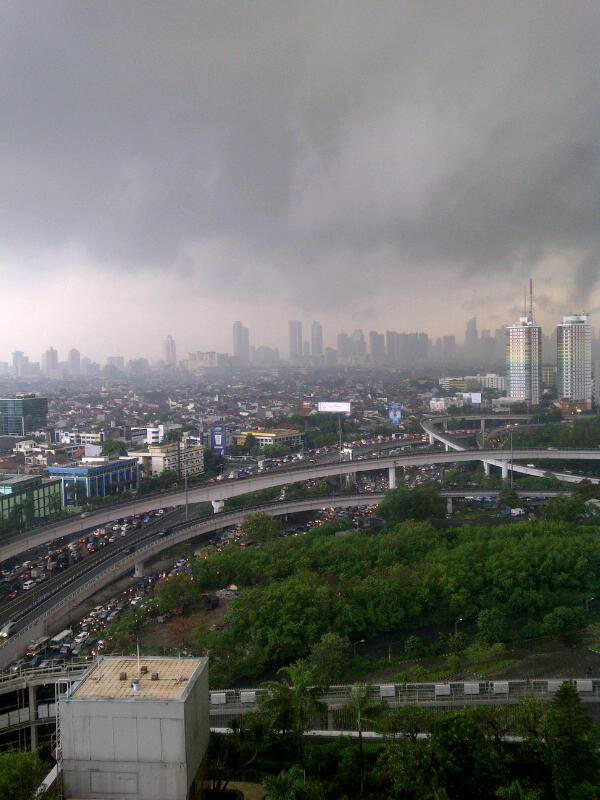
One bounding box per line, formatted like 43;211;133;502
2;3;599;360
2;305;598;374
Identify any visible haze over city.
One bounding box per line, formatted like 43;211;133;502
2;1;600;361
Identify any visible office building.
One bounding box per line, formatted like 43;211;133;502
0;394;48;435
67;348;81;375
232;321;250;363
41;346;58;376
235;428;304;449
442;335;456;358
164;335;177;367
48;458;139;506
464;317;478;348
106;356;125;371
556;314;592;407
0;474;62;526
131;441;204;479
184;351;229;375
311;321;324;357
506;315;542;405
369;331;385;361
59;655;209;800
288;320;303;361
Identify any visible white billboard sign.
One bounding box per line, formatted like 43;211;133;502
318;401;351;414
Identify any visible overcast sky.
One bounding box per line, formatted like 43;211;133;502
1;1;599;362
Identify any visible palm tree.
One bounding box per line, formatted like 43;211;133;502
343;684;383;794
262;766;305;800
260;661;325;767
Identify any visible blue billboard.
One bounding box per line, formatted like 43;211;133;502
210;424;227;455
387;402;402;426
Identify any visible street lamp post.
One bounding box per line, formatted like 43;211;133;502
586;597;595;612
352;638;366;656
454;617;463;636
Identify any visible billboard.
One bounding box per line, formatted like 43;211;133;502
387;402;402;425
463;392;482;405
317;401;351;414
210;424;227;455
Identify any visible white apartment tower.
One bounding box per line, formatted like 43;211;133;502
506;315;542;406
557;314;592;407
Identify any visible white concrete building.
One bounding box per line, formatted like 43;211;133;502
130;442;204;478
557;314;592;407
59;655;209;800
506;316;542;405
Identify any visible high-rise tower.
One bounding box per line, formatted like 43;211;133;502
310;321;323;357
288;320;302;361
506;281;542;405
557;314;592;406
232;322;250;363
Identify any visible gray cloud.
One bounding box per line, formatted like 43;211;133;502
1;0;600;355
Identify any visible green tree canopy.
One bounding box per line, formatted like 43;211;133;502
101;439;128;458
378;482;446;524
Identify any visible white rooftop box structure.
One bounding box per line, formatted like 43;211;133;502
59;655;209;800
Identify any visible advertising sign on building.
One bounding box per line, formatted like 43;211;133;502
463;392;482;405
210;425;227;455
317;401;352;414
387;402;402;425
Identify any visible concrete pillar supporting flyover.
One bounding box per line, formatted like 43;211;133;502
483;461;490;478
28;683;37;749
388;466;397;490
446;497;453;515
444;443;450;452
428;433;435;446
480;418;486;433
212;500;225;513
133;561;145;578
501;462;509;481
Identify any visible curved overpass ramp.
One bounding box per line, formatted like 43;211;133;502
421;419;600;485
0;494;383;668
3;446;600;560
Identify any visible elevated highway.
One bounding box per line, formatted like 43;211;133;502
0;485;573;667
421;418;600;485
3;446;599;561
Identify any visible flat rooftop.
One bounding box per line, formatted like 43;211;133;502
70;656;204;701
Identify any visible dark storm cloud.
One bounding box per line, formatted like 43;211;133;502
1;1;599;312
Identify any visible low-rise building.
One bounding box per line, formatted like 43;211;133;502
48;458;139;506
235;428;304;449
0;473;62;525
59;655;209;800
130;442;204;478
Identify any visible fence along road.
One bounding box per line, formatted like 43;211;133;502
3;446;599;562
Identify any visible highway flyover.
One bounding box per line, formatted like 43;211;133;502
2;446;599;561
0;486;574;668
421;418;600;485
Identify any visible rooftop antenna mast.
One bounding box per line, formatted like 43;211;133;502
529;278;534;321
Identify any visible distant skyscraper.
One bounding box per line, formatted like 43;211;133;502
310;321;323;357
232;322;250;363
506;310;542;405
557;314;592;406
41;346;58;376
12;351;25;377
68;348;81;375
464;317;478;348
369;331;385;361
442;335;456;358
288;320;302;361
351;329;366;359
164;335;177;367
